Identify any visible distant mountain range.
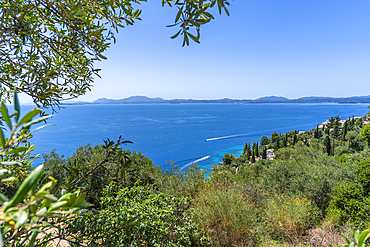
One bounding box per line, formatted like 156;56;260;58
62;95;370;105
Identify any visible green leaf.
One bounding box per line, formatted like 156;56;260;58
0;129;5;149
30;203;38;213
187;32;200;44
15;211;28;227
171;30;181;39
27;231;38;247
166;23;180;27
44;195;58;202
182;32;189;46
75;202;92;209
1;102;12;130
355;230;360;242
185;32;189;46
49;201;69;211
0;229;4;247
0;193;8;202
217;0;224;14
71;3;82;14
73;192;86;207
36;207;47;216
22;115;52;129
175;8;182;23
224;6;229;16
343;234;351;244
2;176;16;182
6;146;27;155
18;108;42;126
0;161;22;166
13;89;20;123
60;189;67;196
357;229;370;247
75;9;86;16
30;229;44;234
98;54;107;60
3;165;44;211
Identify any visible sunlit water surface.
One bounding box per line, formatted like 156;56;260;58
20;103;369;171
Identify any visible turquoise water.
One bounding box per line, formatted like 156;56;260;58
21;103;369;170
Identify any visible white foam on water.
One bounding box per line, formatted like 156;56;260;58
181;155;210;170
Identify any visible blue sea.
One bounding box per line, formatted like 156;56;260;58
20;103;369;171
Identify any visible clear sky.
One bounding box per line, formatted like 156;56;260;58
55;1;370;101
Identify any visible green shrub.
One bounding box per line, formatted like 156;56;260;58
328;158;370;227
261;143;355;217
43;146;207;205
43;144;117;206
68;181;209;246
191;182;259;247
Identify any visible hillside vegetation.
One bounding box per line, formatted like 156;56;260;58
2;101;370;246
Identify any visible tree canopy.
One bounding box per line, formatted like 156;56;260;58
0;0;230;107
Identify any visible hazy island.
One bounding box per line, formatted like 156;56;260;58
63;95;370;105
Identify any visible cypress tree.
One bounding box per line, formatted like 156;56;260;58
256;142;259;157
348;117;352;130
324;135;331;155
243;143;248;155
282;133;287;147
331;136;335;156
251;150;255;163
262;146;267;160
314;125;319;139
285;133;288;145
333;124;339;138
341;121;347;142
328;116;335;129
246;143;251;160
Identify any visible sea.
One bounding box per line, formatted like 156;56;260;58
19;103;369;171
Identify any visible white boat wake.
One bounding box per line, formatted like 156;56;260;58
181;155;210;170
205;134;245;141
205;123;313;142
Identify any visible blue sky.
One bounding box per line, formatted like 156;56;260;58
70;1;370;101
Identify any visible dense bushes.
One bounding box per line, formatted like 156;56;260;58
218;141;355;218
43;145;207;207
31;112;370;246
68;182;210;246
43;142;134;206
263;145;355;217
328;158;370;227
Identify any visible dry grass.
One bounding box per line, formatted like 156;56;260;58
305;221;353;247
